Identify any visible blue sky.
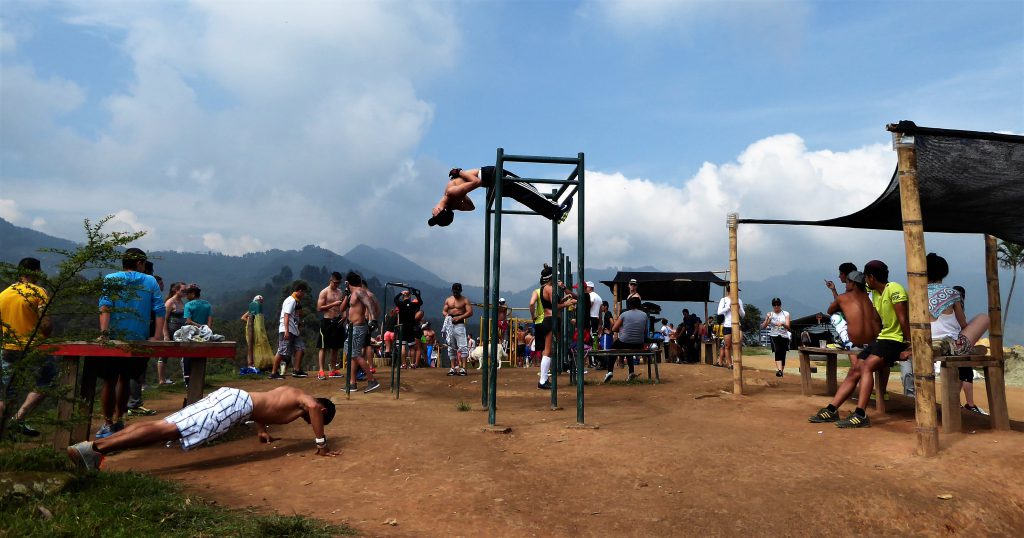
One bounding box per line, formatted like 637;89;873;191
1;1;1022;334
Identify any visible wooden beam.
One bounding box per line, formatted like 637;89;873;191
728;213;743;395
984;235;1011;429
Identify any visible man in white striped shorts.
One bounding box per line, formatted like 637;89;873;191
67;386;338;471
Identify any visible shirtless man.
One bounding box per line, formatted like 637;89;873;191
824;262;859;349
825;271;879;348
67;386;339;470
442;282;473;376
422;322;436;367
338;271;381;393
428;167;573;227
316;272;346;380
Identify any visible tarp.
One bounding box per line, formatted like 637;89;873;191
739;122;1024;243
600;271;728;303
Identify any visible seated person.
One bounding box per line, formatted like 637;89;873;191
824;262;859;349
809;260;907;429
429;167;573;226
68;386;338;471
605;296;647;383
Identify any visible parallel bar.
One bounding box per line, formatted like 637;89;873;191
394;324;402;400
503;154;581;165
506;177;579;186
490;209;542;216
482;190;492;408
576;152;586;424
487;149;505;424
550;218;559;408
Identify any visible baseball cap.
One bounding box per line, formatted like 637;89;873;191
585;281;594;288
864;260;887;272
451;282;462;292
428;208;454;227
499;297;506;304
846;270;865;284
629;278;637;285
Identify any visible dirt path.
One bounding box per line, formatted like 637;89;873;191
106;362;1024;537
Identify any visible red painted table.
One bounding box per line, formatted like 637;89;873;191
43;340;236;449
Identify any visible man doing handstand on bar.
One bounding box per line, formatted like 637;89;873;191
429;167;573;226
68;386;338;471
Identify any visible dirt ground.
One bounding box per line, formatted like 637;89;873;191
106;356;1024;537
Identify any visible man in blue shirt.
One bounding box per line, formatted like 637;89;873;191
97;248;166;439
181;284;212;386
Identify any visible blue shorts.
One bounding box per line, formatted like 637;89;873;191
1;349;57;398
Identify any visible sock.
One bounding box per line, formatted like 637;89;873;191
830;313;852;347
855;407;866;417
540;356;551;384
826;404;837;412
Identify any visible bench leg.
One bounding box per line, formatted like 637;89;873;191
940;365;961;433
71;358;98;444
799;351;811;396
186;357;208;406
52;356;81;450
873;368;887;413
826;356;838;395
652;352;661;383
983;365;1010;430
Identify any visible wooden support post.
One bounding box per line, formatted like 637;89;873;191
613;283;620;319
799;350;812;396
52;356;80;450
186;357;207;406
826;355;838;395
892;127;939;457
984;235;1011;429
728;213;743;395
940;364;962;433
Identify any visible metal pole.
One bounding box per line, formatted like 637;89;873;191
344;324;353;400
394;324;402;400
565;258;573;386
550;200;559;409
576;152;586;424
482;183;492;409
487;150;505;424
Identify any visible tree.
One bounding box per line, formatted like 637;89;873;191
741;304;763;345
997;240;1024;331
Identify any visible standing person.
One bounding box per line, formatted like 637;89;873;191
585;282;602;338
716;284;745;369
126;264;162;417
599;301;613;352
96;248;166;439
922;254;990;413
239;295;268;375
269;282;309;380
497;298;510;349
181;284;213;386
527;265;576;389
0;257;55;438
422;322;436;367
316;273;346;380
606;296;648;383
626;278;641;301
429;167;573;226
762;298;792;377
161;282;187;383
338;272;381;392
809;260;909;429
442;283;473;376
394;288;424;369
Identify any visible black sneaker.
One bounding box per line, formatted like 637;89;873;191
963;404;989;416
836;412;871;428
775;370;783;377
447;369;457;376
556;197;574;223
291;370;309;378
538;382;551;390
808;407;840;423
458;368;468;376
268;373;285;380
14;420;40;437
364;380;381;393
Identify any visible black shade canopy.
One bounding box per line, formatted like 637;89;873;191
739;122;1024;243
601;271;729;303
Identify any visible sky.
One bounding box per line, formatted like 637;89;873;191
1;1;1023;297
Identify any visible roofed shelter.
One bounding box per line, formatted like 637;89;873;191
728;121;1023;456
600;271;729;319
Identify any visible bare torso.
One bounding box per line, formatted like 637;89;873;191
836;291;881;346
248;386;317;425
346;287;372;325
445;295;471;320
319;286;343;319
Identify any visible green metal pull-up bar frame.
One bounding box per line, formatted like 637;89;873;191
481;148;587;426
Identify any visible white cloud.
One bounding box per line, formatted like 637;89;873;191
31;217;47;230
107;210;153;236
0;199;21;222
202;232;267;256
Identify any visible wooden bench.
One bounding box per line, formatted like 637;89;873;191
700;339;719;365
935;354;1010;433
587;349;660;383
797;346;889;412
44;340;237;450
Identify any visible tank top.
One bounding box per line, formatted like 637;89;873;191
532;289;546;323
931;312;961;339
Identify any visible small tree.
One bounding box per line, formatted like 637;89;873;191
997;240;1024;331
0;216;145;440
741;304;763;345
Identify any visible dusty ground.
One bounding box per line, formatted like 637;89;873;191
106;356;1024;537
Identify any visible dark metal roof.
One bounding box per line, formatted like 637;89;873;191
600;271;728;303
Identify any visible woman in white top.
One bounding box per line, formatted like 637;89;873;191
761;298;791;377
716;284;745;369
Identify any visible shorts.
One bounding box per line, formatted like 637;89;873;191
722;327;733;336
534;318;552;346
349;324;369;354
589;317;599;333
446;323;469;359
276;332;305;357
1;349;58;399
857;339;908;367
383;331;395;343
398;323;422;344
958;367;975;383
164;387;253;450
318;317;345;349
94;356;147;381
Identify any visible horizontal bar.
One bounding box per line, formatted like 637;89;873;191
507;177;579;186
488;209;543;216
503;155;581;165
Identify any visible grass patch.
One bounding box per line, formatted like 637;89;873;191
456;400;472;412
743;346;772;356
0;446;356;537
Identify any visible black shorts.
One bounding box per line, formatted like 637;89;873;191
95;357;148;381
589;317;599;333
857;339;908;367
318;317;345;349
534;318;552;344
958;367;974;383
722;327;733;336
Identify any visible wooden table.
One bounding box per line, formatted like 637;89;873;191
797;346;888;412
44;340;237;450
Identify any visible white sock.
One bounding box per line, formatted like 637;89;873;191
831;313;851;346
539;356;551;384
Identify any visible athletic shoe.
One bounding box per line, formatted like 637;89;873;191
67;441;103;471
342;383;357;391
161;379;175;385
14;420;40;437
627;373;640;381
603;372;613;384
364;380;381;393
317;371;327;381
328;370;343;378
556;197;574;223
963;404;989;416
808;407;840;423
835;412;871;428
538;382;551;390
775;370;783;377
447;369;457;376
291;370;309;378
127;406;157;417
356;371;366;381
94;421;124;439
268;373;285;380
458;368;468;376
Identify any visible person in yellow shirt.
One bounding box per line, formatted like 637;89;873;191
0;257;54;438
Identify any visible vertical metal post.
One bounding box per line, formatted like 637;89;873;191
565;258;573;385
558;250;566;376
482;183;492;409
487;150;505;425
344;324;353;399
550;201;559;409
394;324;402;399
576;153;586;424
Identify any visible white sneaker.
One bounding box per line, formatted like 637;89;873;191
603;372;613;384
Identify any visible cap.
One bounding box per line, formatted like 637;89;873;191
499;297;506;304
451;282;462;292
629;278;637;285
864;260;887;272
585;281;594;288
428;208;454;227
253;295;263;302
846;270;865;284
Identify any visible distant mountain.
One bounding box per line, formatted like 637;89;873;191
0;218;80;269
344;244;447;288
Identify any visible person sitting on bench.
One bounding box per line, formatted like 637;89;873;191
429;167;573;226
605;296;647;383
